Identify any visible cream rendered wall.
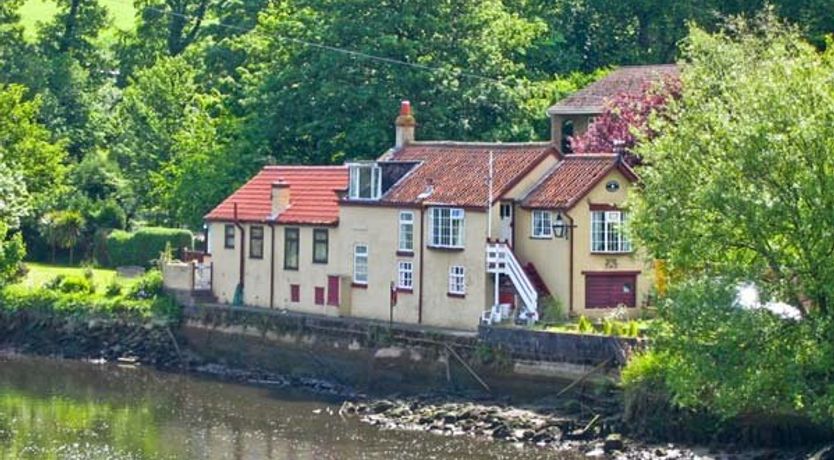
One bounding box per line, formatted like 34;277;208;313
550;114;592;148
338;204;491;331
568;170;652;318
208;222;238;303
489;154;560;244
420;209;490;330
513;208;571;312
207;221;343;316
336;205;421;324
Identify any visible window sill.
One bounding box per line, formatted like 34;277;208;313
396;250;414;257
250;256;264;260
397;288;414;294
352;282;368;289
427;245;465;252
284;266;299;271
590;251;634;255
312;260;328;265
530;235;553;240
447;292;466;299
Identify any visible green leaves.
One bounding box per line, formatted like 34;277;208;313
633;15;834;312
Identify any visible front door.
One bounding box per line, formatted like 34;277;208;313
499;202;513;245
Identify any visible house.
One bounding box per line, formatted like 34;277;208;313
199;65;669;330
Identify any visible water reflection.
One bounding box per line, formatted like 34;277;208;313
0;356;574;459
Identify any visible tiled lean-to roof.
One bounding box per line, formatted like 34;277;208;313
204;166;348;225
521;154;638;209
378;142;558;208
547;64;679;115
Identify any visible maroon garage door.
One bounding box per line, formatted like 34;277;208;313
585;273;637;309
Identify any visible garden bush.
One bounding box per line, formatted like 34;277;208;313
126;270;164;300
44;274;95;294
103;227;192;268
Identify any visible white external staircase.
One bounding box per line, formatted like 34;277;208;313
484;242;539;325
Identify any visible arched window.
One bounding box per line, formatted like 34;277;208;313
561;119;574;153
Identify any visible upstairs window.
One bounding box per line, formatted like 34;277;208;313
591;211;632;253
313;229;329;264
353;244;369;284
224;225;235;249
429;207;465;248
348;163;381;200
284;227;299;270
249;226;264;259
398;211;414;252
531;210;552;238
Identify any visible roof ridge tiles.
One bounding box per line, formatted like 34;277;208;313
407;140;554;148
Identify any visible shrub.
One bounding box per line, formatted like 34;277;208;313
104;227;193;268
540;296;566;323
127;270;164;300
104;279;122;297
45;274;95;294
577;315;594;333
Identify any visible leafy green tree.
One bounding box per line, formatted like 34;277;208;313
42;210;85;265
234;0;566;171
0;84;67;209
114;55;226;224
632;16;834;313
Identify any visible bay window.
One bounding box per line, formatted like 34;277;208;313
591;211;632;253
429;207;465;248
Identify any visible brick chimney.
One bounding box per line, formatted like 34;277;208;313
395;100;416;148
271;181;290;218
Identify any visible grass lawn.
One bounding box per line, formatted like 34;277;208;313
19;0;136;41
17;262;138;291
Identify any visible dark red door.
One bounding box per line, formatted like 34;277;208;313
327;275;340;306
585;273;637;309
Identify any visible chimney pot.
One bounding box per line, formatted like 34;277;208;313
271;181;291;218
395;100;416;148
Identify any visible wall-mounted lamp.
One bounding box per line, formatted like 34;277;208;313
552;212;576;240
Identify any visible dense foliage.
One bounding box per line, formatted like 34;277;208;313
625;15;834;431
104;227;193;268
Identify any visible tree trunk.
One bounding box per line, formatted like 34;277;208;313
69;246;74;266
59;0;82;53
51;244;56;264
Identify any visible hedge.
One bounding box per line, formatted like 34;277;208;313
103;227;193;268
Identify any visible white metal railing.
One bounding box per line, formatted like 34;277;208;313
485;242;538;323
194;262;212;291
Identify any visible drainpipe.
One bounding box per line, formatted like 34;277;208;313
234;203;245;294
417;204;425;324
565;210;576;314
269;220;276;309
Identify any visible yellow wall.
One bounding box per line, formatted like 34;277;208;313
208;222;344;316
337;204;491;330
513;169;652;318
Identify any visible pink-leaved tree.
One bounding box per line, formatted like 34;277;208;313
570;75;682;165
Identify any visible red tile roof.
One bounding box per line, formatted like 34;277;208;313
204;166;348;224
548;65;679;115
378;142;558;208
522;154;638;209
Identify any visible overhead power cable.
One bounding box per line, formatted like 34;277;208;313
129;3;511;86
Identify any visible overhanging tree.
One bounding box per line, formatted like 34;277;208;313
632;15;834;315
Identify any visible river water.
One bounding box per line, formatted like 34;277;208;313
0;355;580;459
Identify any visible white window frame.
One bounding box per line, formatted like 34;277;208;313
591;210;633;253
428;207;465;249
353;244;369;284
531;210;553;238
398;211;414;252
348;163;382;200
448;265;466;295
397;261;413;290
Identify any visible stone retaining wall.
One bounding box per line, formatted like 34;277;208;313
478;325;642;366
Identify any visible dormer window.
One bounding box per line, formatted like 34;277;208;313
348;163;381;200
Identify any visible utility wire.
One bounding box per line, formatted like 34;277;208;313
134;4;512;86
